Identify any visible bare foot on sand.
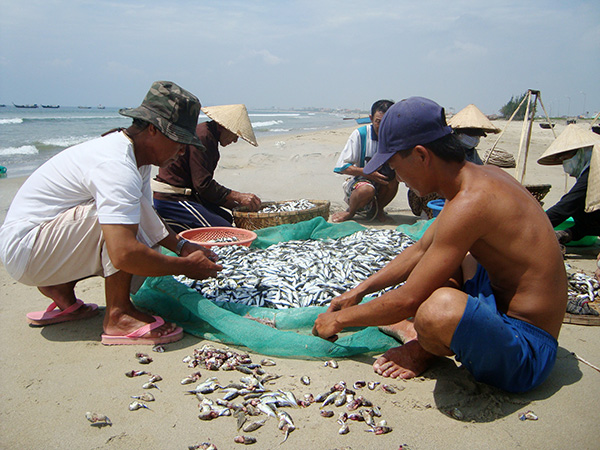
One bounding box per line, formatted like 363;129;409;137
373;340;436;379
331;210;353;223
376;211;394;223
378;319;417;343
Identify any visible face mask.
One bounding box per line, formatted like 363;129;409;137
562;147;592;178
457;134;480;149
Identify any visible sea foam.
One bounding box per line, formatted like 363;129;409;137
0;145;39;156
0;118;24;125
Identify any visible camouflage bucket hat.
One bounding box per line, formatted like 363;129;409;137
119;81;204;148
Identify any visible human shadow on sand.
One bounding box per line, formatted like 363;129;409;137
350;345;581;423
429;346;581;423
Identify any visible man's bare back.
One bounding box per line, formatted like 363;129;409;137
438;163;567;339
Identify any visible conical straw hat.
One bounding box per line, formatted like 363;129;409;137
537;124;600;165
585;143;600;212
448;104;500;133
201;104;258;146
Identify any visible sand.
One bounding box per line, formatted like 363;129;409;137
1;120;599;449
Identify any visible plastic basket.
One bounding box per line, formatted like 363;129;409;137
233;200;330;231
427;199;446;218
525;184;551;205
179;227;257;247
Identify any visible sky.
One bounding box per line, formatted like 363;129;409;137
0;0;598;116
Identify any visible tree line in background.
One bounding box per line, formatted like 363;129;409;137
499;93;527;120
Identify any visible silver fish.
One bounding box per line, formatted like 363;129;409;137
85;412;111;426
131;393;155;402
177;229;414;310
243;419;266;432
129;401;150;411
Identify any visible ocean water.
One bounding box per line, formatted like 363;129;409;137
0;106;354;179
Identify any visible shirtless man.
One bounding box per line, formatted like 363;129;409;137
313;97;567;392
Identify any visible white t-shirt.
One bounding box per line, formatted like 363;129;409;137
0;131;152;280
333;124;379;173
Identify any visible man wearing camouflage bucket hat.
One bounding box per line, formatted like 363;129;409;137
0;80;222;345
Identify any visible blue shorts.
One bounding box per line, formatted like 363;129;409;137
450;265;558;393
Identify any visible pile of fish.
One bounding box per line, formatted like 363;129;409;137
176;229;413;308
182;344;394;447
86;345;401;448
258;199;318;213
567;271;599;316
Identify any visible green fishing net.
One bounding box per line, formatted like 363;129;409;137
132;216;433;358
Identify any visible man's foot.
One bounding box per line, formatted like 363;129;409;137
103;309;178;338
376;211;394;223
27;299;99;326
373;340;436;379
331;210;354;223
378;319;417;344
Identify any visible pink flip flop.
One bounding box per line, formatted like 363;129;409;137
27;299;99;326
101;315;183;345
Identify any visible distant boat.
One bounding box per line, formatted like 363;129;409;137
41;104;60;109
97;104;106;109
13;103;38;108
343;116;371;124
78;106;92;109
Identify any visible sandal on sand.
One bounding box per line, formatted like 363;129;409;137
101;315;183;345
27;299;99;326
363;200;379;222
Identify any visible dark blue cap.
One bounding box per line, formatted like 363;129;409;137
364;96;452;174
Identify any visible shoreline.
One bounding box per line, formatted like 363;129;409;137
1;122;599;449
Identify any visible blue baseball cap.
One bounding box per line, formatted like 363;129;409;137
364;96;452;174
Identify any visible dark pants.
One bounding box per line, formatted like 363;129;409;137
153;198;233;234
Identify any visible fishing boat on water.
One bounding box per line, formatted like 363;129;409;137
97;104;106;109
41;104;60;109
78;106;92;109
13;103;38;108
343;116;371;124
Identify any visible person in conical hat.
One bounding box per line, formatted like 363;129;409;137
0;80;222;344
538;124;600;246
448;104;500;165
153;104;262;231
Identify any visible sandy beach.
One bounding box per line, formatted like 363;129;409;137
1;120;599;450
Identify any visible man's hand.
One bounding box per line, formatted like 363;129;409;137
180;240;219;262
365;170;390;186
312;311;340;342
327;290;362;313
182;249;222;280
230;191;262;211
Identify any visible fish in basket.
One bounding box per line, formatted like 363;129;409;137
179;227;257;247
233;199;330;230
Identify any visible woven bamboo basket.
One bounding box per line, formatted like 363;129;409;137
407;190;443;219
233;200;330;230
525;184;551;205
